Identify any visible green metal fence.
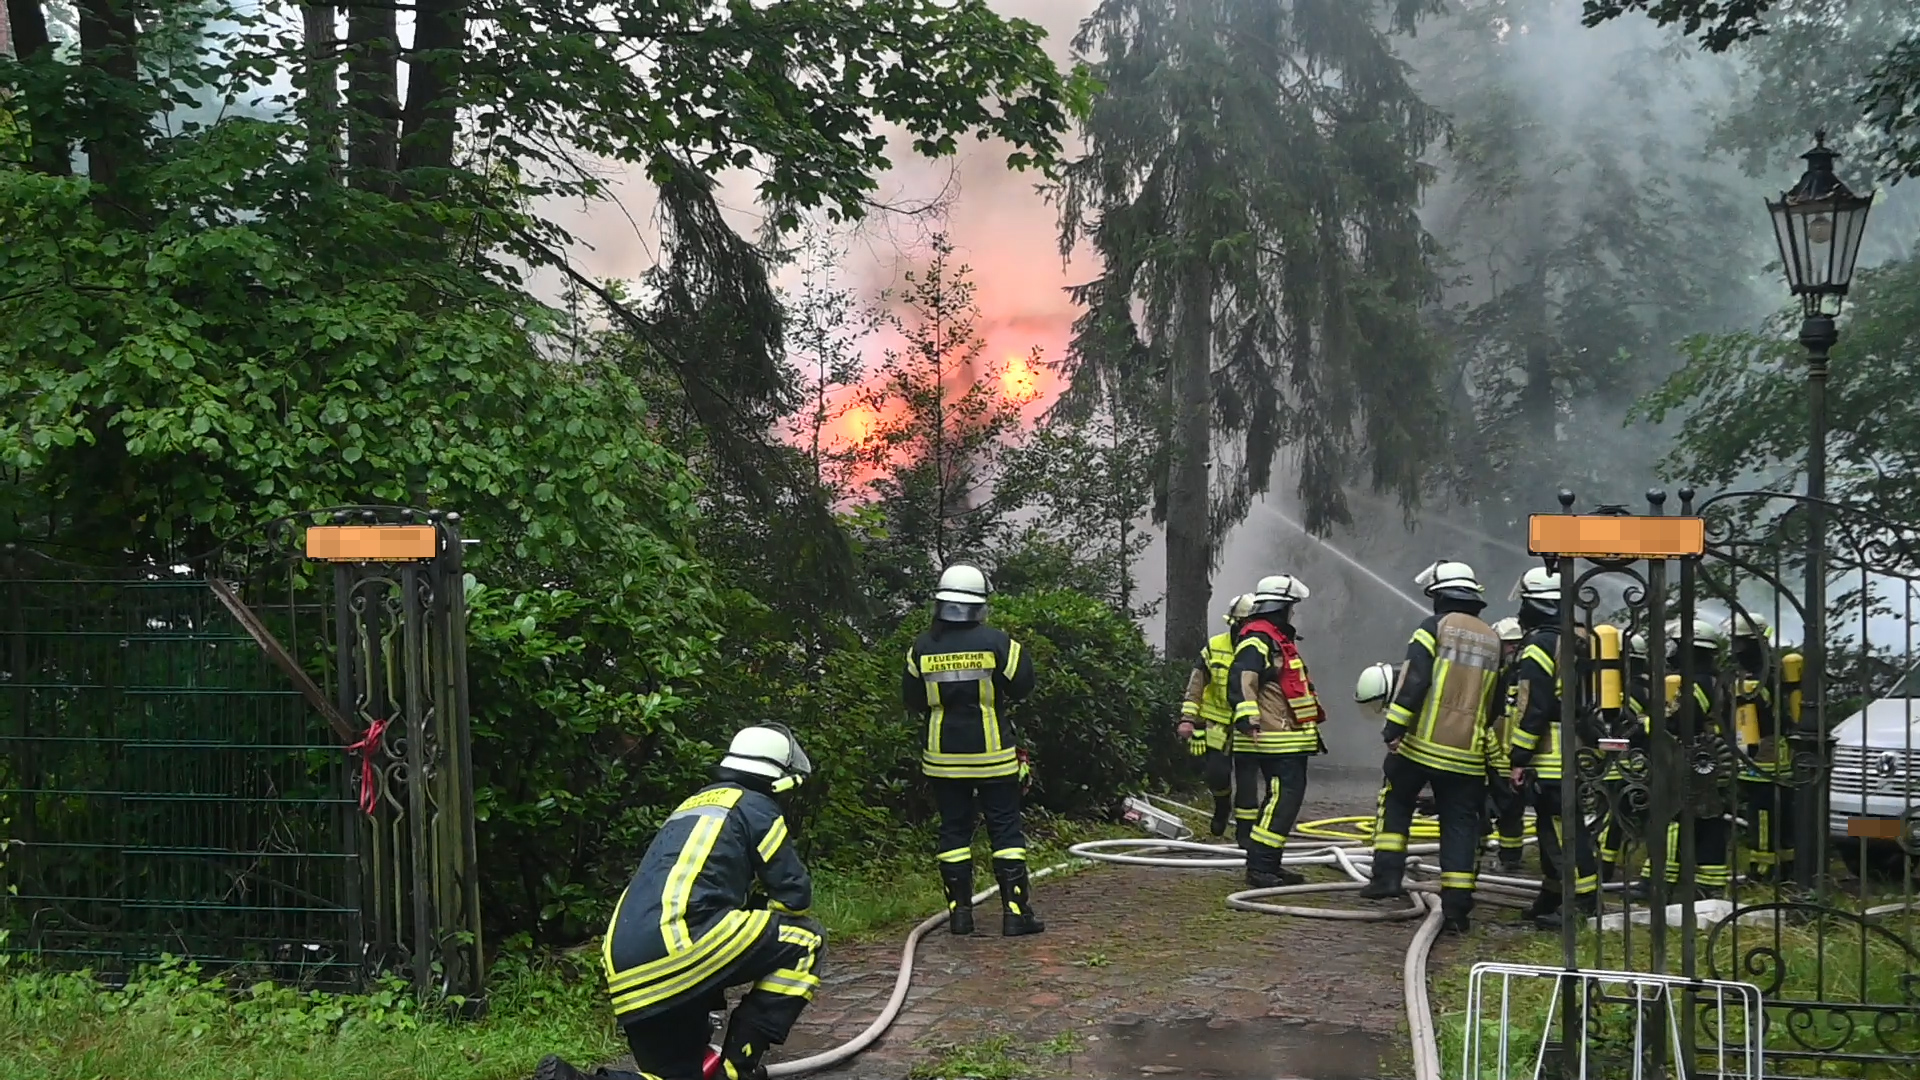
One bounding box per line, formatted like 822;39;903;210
0;546;361;986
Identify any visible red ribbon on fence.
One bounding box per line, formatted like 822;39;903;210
348;718;389;816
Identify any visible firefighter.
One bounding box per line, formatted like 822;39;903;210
1179;594;1256;836
1358;560;1501;934
1658;619;1733;898
1508;566;1600;929
1598;629;1656;884
905;564;1042;937
1486;616;1528;873
1227;574;1323;889
536;725;824;1080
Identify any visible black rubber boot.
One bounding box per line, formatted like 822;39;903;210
1499;852;1524;874
995;859;1045;937
1441;889;1473;934
1533;893;1596;932
1210;795;1232;838
1359;851;1407;900
1522;884;1562;921
940;862;975;936
536;1057;591;1080
1244;846;1303;889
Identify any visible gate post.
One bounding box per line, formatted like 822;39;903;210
306;510;483;1009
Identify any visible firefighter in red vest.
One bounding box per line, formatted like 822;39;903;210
1226;574;1323;889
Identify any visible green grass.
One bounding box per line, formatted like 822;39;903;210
0;816;1134;1080
905;1030;1087;1080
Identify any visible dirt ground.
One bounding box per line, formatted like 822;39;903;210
596;770;1480;1080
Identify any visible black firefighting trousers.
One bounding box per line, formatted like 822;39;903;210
1372;753;1485;918
1487;774;1527;866
931;778;1038;919
1531;781;1599;912
616;914;826;1080
1236;752;1310;877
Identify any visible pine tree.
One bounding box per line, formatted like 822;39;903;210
1060;0;1450;657
854;233;1027;614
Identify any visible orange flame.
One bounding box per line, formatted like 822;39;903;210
1001;353;1039;404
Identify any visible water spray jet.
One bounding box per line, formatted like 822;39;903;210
1263;507;1428;615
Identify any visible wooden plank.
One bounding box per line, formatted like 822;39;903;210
305;524;437;562
1528;515;1706;559
207;579;358;745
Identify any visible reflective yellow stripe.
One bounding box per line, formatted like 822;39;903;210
992;847;1026;861
1002;640;1022;678
1522;644;1555;673
607;907;770;994
935;847;972;863
602;887;629;976
981;669;999;754
922;748;1018;767
610;911;770;1014
756;816;789;863
1440;871;1476;889
659;814;725;952
1412;628;1436;652
922;758;1022;780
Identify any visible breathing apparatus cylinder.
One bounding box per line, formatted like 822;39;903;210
1736;679;1762;752
1782;652;1805;724
1664;673;1682;714
1592;625;1623;712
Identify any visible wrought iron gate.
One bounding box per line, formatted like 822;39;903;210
1533;489;1920;1078
0;508;482;1003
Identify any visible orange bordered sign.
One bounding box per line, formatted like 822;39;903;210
1527;515;1705;560
305;524;439;562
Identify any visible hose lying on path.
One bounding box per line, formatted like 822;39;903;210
765;802;1547;1080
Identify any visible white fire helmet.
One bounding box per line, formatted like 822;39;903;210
1511;567;1561;604
1491;616;1524;642
1665;617;1728;651
934;563;990;604
1415;560;1483;598
1224;593;1257;623
1724;612;1771;640
1626;630;1650;659
1253;575;1310;605
1355;662;1397;707
720;724;813;794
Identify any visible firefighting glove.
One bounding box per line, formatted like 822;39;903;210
1188;731;1207;757
1016;748;1033;792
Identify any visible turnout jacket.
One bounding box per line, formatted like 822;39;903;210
905;619;1036;780
1507;625;1565;780
1180;631;1237;751
603;780;811;1019
1383;610;1502;776
1227;619;1323;754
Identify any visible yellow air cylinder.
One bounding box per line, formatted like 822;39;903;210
1736;678;1762;751
1593;624;1623;711
1782;651;1804;724
1664;673;1682;716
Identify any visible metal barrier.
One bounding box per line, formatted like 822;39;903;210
1462;962;1764;1080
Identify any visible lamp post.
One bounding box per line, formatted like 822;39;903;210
1764;131;1874;891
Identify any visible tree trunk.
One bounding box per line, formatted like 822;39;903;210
1520;288;1556;508
75;0;139;189
1164;255;1213;658
299;5;342;171
345;1;399;191
5;0;70;175
397;0;463;183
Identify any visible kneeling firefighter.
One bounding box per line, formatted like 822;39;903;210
1486;616;1528;873
537;725;823;1080
1227;574;1323;889
1179;594;1257;837
1359;560;1500;934
905;564;1043;937
1508;566;1600;929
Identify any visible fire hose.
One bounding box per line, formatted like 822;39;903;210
763;795;1548;1080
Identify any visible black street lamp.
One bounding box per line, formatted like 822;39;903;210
1764;131;1874;890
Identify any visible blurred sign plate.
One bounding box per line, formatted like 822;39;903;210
1528;515;1705;560
306;524;438;562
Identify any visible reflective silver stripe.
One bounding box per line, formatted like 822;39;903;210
925;668;992;683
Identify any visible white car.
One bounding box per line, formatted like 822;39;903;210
1828;678;1920;878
